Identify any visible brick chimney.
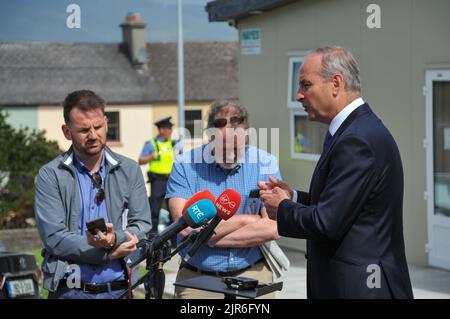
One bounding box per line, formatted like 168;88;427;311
120;12;149;65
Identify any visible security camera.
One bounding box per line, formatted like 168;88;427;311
227;19;236;27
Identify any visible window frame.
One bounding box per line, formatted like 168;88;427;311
290;109;321;161
287;56;305;109
105;111;120;142
184;109;203;143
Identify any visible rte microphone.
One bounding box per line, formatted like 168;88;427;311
152;198;217;250
181;190;215;213
124;198;216;268
184;189;242;262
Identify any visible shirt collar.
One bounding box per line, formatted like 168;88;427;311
215;163;241;176
156;135;170;142
205;142;248;175
73;151;106;175
329;97;364;136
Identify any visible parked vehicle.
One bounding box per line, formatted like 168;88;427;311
0;241;41;299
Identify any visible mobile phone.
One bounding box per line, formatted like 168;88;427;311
249;189;260;198
223;276;258;290
86;217;107;235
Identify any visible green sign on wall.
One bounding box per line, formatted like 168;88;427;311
241;28;261;55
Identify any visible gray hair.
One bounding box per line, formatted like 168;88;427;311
314;46;361;92
206;99;249;129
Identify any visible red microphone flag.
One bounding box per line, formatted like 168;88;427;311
214;189;241;220
182;190;216;213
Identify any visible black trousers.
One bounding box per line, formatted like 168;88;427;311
149;174;174;236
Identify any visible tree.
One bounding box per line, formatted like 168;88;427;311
0;108;60;229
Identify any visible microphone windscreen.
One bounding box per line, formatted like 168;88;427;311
214;189;241;220
182;190;216;213
185;198;217;227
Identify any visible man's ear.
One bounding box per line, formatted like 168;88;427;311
104;115;108;134
331;74;344;97
62;124;72;141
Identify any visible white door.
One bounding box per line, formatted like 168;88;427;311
426;69;450;270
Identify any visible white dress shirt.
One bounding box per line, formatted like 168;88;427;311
329;97;365;136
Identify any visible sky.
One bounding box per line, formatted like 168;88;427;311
0;0;237;43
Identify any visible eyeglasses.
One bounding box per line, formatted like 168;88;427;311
92;172;105;205
213;117;246;128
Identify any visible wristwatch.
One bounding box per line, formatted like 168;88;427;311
106;232;117;251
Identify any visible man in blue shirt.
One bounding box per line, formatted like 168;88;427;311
166;100;282;299
35;90;151;299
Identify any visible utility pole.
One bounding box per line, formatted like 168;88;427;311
177;0;185;147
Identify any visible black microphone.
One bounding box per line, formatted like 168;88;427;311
184;189;242;262
124;198;216;268
152;198;216;249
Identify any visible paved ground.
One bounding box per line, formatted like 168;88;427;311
158;248;450;299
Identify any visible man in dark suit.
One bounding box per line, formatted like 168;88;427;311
260;46;413;299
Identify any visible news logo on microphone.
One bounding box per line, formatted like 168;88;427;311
184;189;242;261
215;193;238;217
215;189;242;219
185;198;217;226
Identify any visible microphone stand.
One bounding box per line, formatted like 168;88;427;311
118;231;199;299
161;231;199;263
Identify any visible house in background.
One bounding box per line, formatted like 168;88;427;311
0;13;238;188
206;0;450;270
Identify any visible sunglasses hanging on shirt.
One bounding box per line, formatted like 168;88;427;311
92;172;105;205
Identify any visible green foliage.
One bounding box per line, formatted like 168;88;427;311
32;247;48;298
0;108;60;228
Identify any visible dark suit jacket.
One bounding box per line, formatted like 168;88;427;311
278;103;413;299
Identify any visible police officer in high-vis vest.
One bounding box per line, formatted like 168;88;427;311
139;116;178;234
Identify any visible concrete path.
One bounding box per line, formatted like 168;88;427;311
155;248;450;299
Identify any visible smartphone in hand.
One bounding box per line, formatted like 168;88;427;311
86;217;107;235
249;189;260;198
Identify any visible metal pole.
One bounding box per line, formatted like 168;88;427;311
177;0;185;145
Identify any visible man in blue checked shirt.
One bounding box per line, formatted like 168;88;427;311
166;100;282;299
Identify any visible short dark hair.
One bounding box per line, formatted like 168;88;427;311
63;90;106;124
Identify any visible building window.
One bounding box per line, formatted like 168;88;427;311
106;111;120;142
288;55;327;161
290;110;328;161
185;110;202;139
287;56;304;108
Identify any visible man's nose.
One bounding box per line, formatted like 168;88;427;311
219;127;228;141
87;127;97;139
297;90;304;102
220;127;236;143
219;124;233;136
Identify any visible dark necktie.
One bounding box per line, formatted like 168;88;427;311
323;131;333;152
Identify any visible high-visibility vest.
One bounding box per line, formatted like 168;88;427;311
148;138;175;175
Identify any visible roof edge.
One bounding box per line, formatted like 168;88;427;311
205;0;299;22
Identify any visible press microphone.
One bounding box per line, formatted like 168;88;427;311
184;189;242;261
181;190;215;213
152;198;217;250
124;198;216;268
